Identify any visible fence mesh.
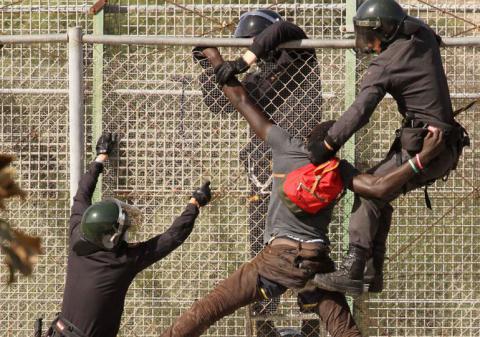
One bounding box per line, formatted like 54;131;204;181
0;1;479;337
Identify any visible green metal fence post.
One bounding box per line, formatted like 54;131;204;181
345;1;370;334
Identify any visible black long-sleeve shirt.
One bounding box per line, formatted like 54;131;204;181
326;17;454;150
61;161;199;337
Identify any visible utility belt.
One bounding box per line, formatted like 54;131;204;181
389;115;470;208
45;313;87;337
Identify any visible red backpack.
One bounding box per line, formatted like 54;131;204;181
277;158;344;216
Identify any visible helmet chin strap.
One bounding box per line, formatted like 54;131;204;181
379;15;407;51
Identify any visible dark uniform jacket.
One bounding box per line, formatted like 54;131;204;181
326;17;455;150
60;161;199;337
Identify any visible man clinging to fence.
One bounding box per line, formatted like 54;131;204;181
193;10;323;336
159;47;445;337
44;133;212;337
309;0;469;296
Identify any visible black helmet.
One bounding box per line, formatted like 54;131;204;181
353;0;407;53
234;9;282;38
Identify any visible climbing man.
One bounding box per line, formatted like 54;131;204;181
193;9;323;336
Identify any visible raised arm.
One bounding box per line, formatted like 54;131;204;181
131;182;211;273
249;20;307;60
216;21;309;85
202;47;273;141
69;132;117;234
192;47;236;115
351;129;445;199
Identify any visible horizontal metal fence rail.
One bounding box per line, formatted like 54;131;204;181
1;35;480;47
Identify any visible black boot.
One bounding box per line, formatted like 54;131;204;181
364;252;385;293
311;244;368;296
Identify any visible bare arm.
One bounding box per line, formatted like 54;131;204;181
202;47;273;141
351;129;445;199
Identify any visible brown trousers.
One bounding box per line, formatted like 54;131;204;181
160;244;362;337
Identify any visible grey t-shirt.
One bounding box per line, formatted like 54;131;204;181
264;125;358;244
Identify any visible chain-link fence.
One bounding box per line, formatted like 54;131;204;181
0;1;479;337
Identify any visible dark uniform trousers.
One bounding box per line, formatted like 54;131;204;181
350;144;459;254
160;243;362;337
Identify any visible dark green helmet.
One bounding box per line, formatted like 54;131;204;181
72;199;130;256
353;0;407;53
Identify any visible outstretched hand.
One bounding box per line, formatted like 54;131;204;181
419;128;445;164
96;132;118;156
191;181;212;207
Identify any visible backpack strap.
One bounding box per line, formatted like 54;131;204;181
313;158;340;174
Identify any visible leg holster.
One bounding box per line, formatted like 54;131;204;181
46;314;87;337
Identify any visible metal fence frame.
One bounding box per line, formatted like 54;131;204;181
0;29;479;336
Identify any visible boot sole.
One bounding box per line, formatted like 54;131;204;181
313;274;364;297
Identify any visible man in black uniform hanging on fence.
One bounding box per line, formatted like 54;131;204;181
44;133;212;337
310;0;469;296
193;9;322;337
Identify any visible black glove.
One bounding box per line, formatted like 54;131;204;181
192;46;208;63
307;141;335;166
96;132;118;156
192;181;211;207
214;58;249;86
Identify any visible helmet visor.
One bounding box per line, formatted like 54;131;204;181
234;11;281;38
354;25;379;54
103;198;143;241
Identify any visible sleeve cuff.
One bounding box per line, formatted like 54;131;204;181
186;202;200;214
91;160;104;172
325;135;340;152
249;43;264;59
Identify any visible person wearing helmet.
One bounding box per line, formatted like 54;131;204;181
45;133;212;337
309;0;469;296
160;46;445;337
193;9;322;337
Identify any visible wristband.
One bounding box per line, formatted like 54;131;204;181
408;159;420;174
415;154;424;170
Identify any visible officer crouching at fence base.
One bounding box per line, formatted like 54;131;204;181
159;46;446;337
44;132;211;337
194;9;323;337
310;0;470;296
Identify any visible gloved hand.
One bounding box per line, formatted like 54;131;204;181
192;181;212;207
192;46;208;64
96;132;118;156
214;58;249;85
307;141;335;166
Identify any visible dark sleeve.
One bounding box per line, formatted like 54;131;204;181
325;60;389;150
69;161;104;236
249;21;307;59
198;60;235;115
338;160;359;189
129;203;199;273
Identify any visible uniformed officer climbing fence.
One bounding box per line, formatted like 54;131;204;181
0;1;479;337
